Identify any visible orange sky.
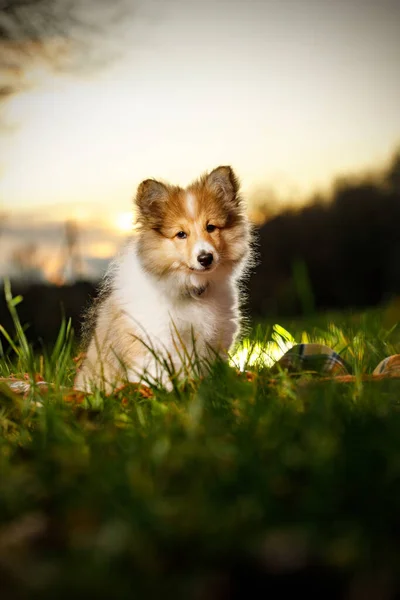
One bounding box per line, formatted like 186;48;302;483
1;0;400;278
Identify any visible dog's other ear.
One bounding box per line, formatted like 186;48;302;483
205;166;240;205
135;179;169;218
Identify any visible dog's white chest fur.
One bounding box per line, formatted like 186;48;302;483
75;241;240;392
115;242;238;372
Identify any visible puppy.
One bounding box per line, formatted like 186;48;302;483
74;166;251;393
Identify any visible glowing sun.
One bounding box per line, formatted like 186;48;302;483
115;211;133;233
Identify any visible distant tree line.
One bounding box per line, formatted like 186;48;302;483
1;149;400;346
248;148;400;317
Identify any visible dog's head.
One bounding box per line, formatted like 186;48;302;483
134;166;250;290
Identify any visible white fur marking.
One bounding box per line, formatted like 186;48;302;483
193;240;215;257
186;192;197;219
74;238;239;392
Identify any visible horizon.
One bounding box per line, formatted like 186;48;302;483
1;0;400;281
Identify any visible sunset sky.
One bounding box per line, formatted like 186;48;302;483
1;0;400;280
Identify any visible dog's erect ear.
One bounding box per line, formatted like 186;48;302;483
205;166;240;204
135;179;169;217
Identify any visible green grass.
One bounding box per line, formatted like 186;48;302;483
1;283;400;598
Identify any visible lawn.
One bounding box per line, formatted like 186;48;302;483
1;282;400;599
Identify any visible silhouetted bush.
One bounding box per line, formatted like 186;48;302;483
248;150;400;317
0;281;95;349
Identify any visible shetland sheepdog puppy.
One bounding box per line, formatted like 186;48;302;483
74;166;252;393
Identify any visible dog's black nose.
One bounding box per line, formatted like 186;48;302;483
197;252;213;268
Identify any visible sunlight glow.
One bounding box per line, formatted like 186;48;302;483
230;325;295;371
88;241;118;258
115;212;133;233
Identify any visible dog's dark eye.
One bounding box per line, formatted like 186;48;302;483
206;224;216;233
176;231;187;239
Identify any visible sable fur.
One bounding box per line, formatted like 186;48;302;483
74;166;252;393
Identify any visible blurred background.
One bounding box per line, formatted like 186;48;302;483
1;0;400;344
